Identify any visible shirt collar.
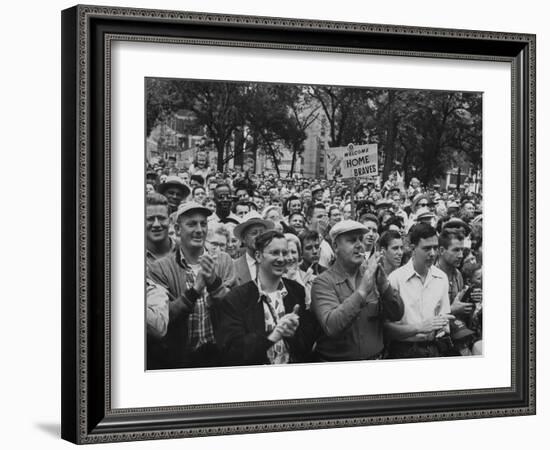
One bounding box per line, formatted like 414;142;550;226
256;278;288;303
403;258;443;281
245;252;256;266
329;258;365;285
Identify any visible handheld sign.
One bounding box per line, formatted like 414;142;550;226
325;143;378;180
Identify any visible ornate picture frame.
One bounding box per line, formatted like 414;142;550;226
61;5;536;444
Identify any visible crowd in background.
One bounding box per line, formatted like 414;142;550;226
145;150;483;369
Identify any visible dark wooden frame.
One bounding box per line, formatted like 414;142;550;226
61;4;536;444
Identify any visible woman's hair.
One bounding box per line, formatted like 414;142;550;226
254;230;286;253
207;223;230;241
192;185;206;196
284;233;302;257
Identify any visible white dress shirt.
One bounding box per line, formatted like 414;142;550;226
245;252;257;281
388;259;450;341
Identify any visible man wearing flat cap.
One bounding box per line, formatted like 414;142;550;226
310;220;404;361
232;211;275;286
157;175;191;215
148;202;235;369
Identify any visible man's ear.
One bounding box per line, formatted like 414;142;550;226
254;250;262;264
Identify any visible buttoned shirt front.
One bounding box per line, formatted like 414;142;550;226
388;259;450;342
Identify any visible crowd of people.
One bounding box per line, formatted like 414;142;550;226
145;150;483;369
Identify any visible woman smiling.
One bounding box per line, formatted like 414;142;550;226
216;230;319;366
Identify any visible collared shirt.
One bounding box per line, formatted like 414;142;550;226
311;259;401;360
146;237;177;268
318;239;335;268
435;261;464;305
256;280;290;364
146;279;169;339
246;252;257;281
176;248;216;351
388;259;450;342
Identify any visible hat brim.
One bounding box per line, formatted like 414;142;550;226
234;218;274;241
158;181;191;198
175;205;212;222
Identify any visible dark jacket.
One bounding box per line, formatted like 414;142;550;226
216;279;320;366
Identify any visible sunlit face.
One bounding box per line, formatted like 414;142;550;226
312;207;327;222
286;240;300;271
235;203;250;219
196;152;207;168
193;187;206;204
289;214;305;233
146;204;169;244
256;237;289;278
180;173;190;185
382;238;404;269
362;220;378;250
224;223;240;258
288;199;302;214
204;199;217;213
412;235;439;270
334;231;366;267
440;238;464;268
236;189;249;202
254;196;265;211
176;212;208;250
205;232;227;256
329;208;342;226
266;208;281;223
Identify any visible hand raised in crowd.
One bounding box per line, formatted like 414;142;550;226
198;253;217;286
317;216;330;237
450;287;474;316
357;254;379;298
268;305;300;342
417;313;455;334
471;288;482;303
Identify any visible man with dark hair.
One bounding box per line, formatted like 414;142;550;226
436;229;473;319
232;200;251;220
189;174;205;187
460;200;476;223
378;230;403;275
358;213;379;256
288;212;306;235
146;192;177;267
284;195;303;217
385;223;454;358
299;230;327;276
311;220;404;361
157;175;190;215
213;183;234;223
148;202;236;369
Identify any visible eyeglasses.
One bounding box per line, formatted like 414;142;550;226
206;241;226;249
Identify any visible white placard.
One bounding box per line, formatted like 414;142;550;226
111;40;511;409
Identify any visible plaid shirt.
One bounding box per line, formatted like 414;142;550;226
176;249;216;352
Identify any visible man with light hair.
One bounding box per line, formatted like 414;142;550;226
148;202;235;369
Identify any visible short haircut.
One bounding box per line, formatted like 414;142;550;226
283;195;301;216
438;228;465;249
214;183;232;197
192;185;206;196
232;200;251;214
288;212;305;223
328;205;341;218
358;212;379;226
306;202;326;219
146;192;169;207
284;233;302;257
408;223;438;246
190;174;205;186
299;229;320;248
380;216;404;233
379;230;402;249
207;223;230;241
254;230;286;253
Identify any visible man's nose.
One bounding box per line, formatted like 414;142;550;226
152;217;160;227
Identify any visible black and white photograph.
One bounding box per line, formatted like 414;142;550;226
144;78;483;370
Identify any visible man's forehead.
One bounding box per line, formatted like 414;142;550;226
418;235;438;246
181;212;208;222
